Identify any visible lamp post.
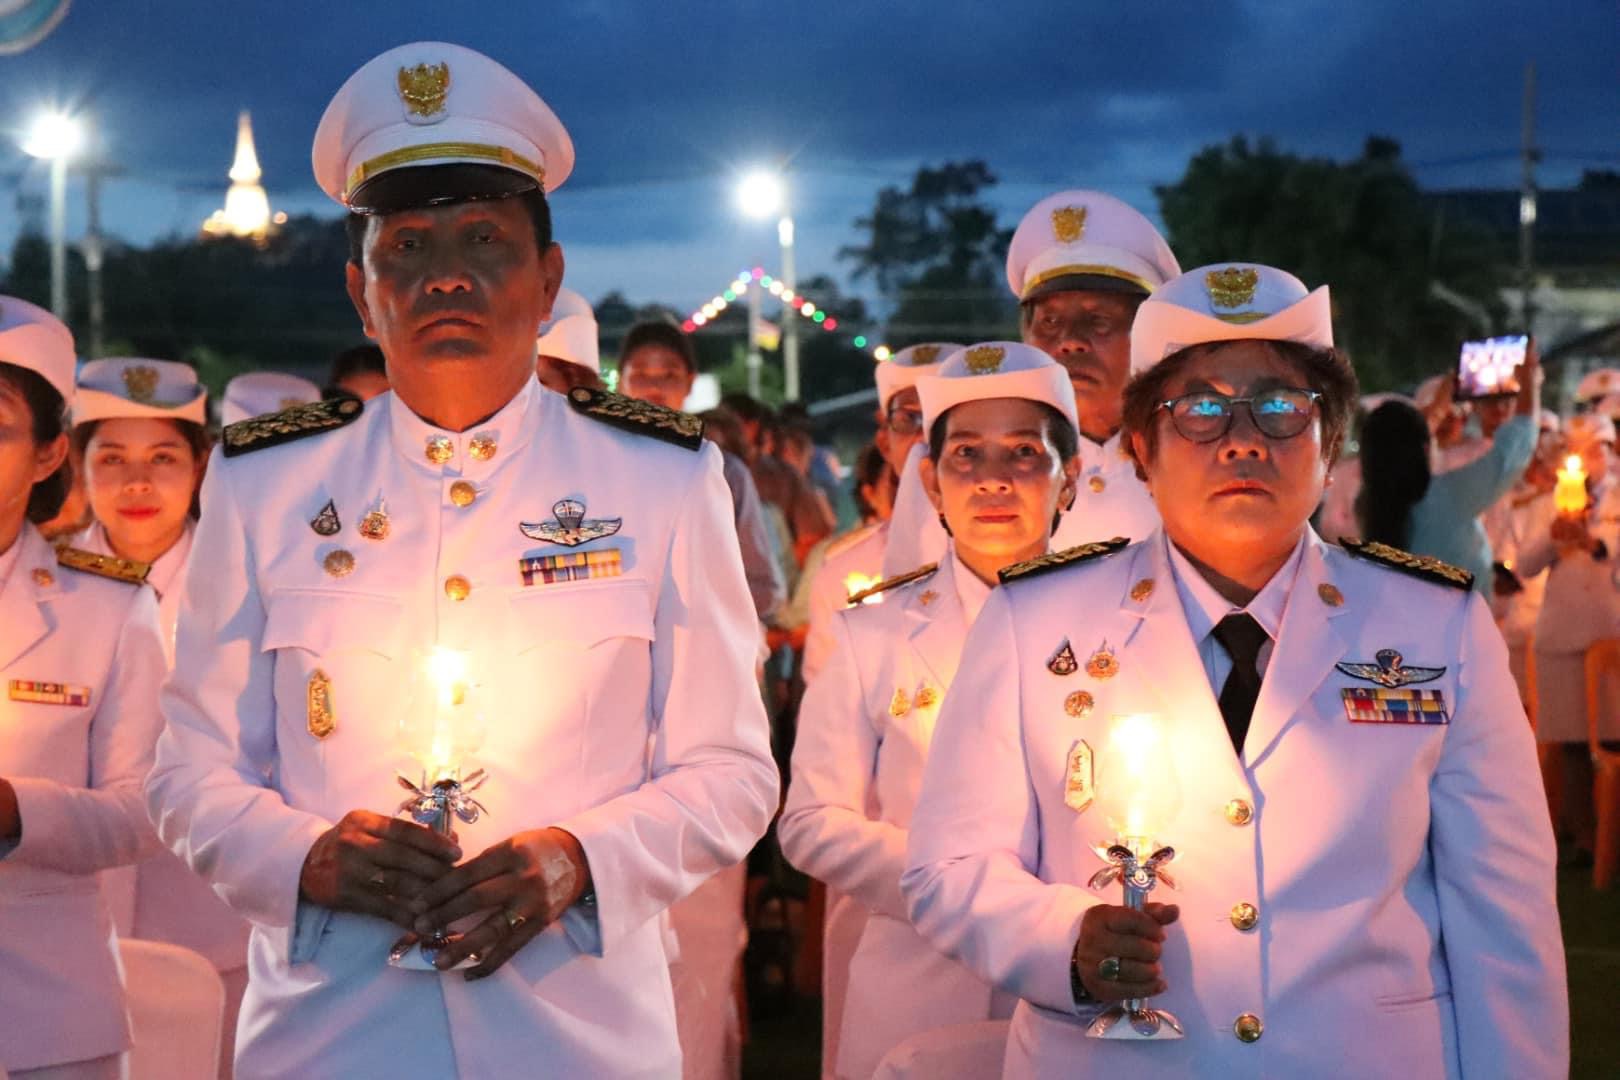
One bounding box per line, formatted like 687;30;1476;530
736;169;799;401
21;110;84;323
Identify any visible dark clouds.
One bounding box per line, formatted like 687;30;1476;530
0;1;1613;306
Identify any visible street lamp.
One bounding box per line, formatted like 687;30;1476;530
22;110;84;322
736;169;799;401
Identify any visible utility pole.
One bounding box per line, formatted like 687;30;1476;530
1518;61;1539;336
81;161;123;358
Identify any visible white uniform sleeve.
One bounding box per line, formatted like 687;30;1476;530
9;587;165;873
1432;594;1568;1078
801;553;847;684
555;445;778;956
146;453;333;932
902;587;1094;1013
779;610;908;920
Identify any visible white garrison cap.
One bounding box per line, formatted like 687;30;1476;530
918;342;1079;436
1005;190;1180;302
1575;367;1620;405
0;294;75;403
537;288;600;373
1566;412;1617;448
313;41;574;212
75;358;207;426
1130;263;1333;374
874;343;958;411
222;372;321;426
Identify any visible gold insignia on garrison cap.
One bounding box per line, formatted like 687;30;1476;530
567;387;705;450
121;365;159;404
964;345;1006;375
906;344;942;366
221;397;363;458
1050;205;1087;244
1205;266;1260;310
397;62;451;119
1340;538;1473;591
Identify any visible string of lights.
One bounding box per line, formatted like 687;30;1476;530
681;267;894;361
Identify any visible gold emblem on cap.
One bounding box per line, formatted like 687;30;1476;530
1130;578;1155;602
1205;266;1260;310
1050;205;1087;244
1318;583;1344;607
907;344;941;366
425;436;454;465
307;669;336;740
468;434;497;461
964;346;1005;375
121;365;159;404
1064;690;1094;719
323;549;356;578
31;567;54;588
397;62;451;119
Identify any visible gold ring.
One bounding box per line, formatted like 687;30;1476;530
504;910;528;933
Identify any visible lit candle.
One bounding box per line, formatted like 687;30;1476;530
1096;713;1182;859
1555;454;1588;516
399;646;481;780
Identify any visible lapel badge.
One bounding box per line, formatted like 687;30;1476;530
307;669;336;739
1088;475;1106;493
1335;649;1444;688
918;589;939;607
1065;690;1094;719
1085;641;1120;680
323;549;356;578
1318;583;1344;607
1048;638;1079;676
1064;739;1094;812
521;499;623;547
359;499;391;542
310;499;342;537
889;688;911;717
31;567;54;588
1130;578;1155;602
914;685;939;710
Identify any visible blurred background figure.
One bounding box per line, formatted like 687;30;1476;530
1315;391;1409;543
1482;410;1563;708
219;371;320;426
535;286;603;394
323;344;390;402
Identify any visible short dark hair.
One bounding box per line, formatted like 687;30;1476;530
0;362;70;523
619;321;695;374
851;441;891;521
1120;339;1359;479
719;393;771;427
344;189;554;266
926;401;1080;465
328;344;387;386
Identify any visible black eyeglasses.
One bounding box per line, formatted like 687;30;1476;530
886;407;924;437
1156;388;1322;443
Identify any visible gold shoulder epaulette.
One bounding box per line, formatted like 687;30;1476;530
56;546;150;586
1340;538;1473;591
998;536;1130;585
847;562;938;606
568;387;704;451
221;397;363;458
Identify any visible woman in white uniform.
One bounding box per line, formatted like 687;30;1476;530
903;266;1565;1078
0;298;167;1079
780;342;1081;1078
71;358;252;1075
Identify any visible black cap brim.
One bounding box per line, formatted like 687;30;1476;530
1021;272;1149;303
348;163;540;215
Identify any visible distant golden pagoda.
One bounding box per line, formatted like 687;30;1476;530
202;111;283;241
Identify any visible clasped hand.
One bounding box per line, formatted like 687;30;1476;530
298;811;590;980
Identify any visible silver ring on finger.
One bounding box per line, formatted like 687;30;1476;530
1097;955;1122;982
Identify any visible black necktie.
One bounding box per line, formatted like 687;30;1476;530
1212;613;1269;754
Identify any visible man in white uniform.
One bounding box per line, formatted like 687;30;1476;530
146;43;777;1078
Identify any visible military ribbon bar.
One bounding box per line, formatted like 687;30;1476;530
1341;687;1449;725
9;680;91;707
519;549;623;586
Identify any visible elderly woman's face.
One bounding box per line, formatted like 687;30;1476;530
1132;341;1328;562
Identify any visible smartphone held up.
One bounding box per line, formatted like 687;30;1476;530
1456;334;1529;400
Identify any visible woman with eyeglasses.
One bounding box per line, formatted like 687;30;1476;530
0;299;167;1079
781;343;1080;1078
903;266;1565;1078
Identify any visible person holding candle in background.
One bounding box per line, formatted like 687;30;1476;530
902;264;1566;1077
145;43;778;1077
781;342;1080;1077
1531;412;1620;866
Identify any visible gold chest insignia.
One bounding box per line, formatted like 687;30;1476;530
521;498;623;547
889;688;911;717
307;670;336;739
964;345;1005;375
1085;642;1120;680
121;365;159;404
1050;205;1087;244
397;62;451;120
1048;639;1079;676
1065;690;1094;718
1064;739;1094;812
914;685;940;710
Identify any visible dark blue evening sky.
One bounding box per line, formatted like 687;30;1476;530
1;1;1614;311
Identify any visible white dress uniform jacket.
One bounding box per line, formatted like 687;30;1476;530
0;525;166;1073
147;380;779;1079
803;522;887;684
782;552;1007;1079
903;530;1567;1079
881;437;1157;577
1532;476;1620;743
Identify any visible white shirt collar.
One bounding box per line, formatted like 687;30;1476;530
944;545;993;625
1164;530;1307;648
0;523;27;591
385;376;539;474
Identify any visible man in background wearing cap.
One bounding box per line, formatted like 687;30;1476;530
220;370;322;426
905;264;1564;1077
534;286;604;395
147;43;777;1078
